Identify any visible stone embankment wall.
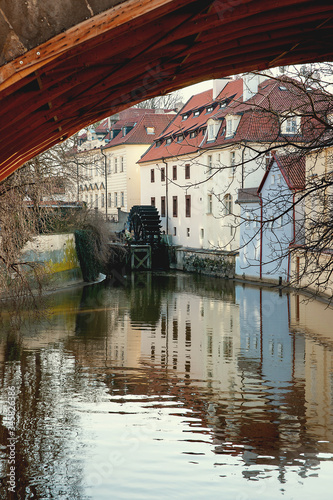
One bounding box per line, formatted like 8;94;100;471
170;247;236;278
22;233;83;289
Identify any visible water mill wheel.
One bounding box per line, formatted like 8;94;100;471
128;205;161;244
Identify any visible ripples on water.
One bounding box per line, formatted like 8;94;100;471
0;272;333;499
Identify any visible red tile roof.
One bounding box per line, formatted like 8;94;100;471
103;112;174;148
139;76;332;163
258;152;305;193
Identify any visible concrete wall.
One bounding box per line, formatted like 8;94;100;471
171;247;236;278
22;233;82;288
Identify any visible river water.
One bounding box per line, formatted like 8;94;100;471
0;272;333;499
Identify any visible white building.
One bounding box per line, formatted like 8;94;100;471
76;108;174;219
138;74;315;251
236;154;305;283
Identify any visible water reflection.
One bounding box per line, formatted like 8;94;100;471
0;274;332;499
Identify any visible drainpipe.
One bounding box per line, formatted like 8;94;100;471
287;192;296;282
259;193;263;280
241;144;246;189
162;158;169;235
100;147;108;221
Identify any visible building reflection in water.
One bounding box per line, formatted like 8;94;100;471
0;273;332;498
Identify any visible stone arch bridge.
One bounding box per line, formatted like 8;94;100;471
1;0;333;181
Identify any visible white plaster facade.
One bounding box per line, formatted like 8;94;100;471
140;145;267;250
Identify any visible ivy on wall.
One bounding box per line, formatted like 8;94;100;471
74;229;101;282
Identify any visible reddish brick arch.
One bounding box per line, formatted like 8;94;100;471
1;0;333;180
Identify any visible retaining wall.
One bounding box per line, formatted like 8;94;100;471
22;233;83;289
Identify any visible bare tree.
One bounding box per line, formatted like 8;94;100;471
134;90;183;110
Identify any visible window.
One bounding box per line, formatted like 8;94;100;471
120;157;124;172
182;114;189;120
230;151;236;175
114;157;118;173
173;227;177;236
286;116;298;134
90;194;93;206
151;169;155;182
208;194;213;214
224;194;232;215
166;137;172;144
206;106;213;113
108;192;112;208
107;157;111;174
276;214;283;228
161;168;165;182
173;196;178;217
185;164;190;179
271;174;275;185
114;192;118;207
187;228;190;237
208;121;220;141
281;115;300;135
194;110;200;117
95;194;98;209
101;193;105;208
190;131;197;138
95;164;99;176
161;196;166;217
121;192;124;207
185;195;191;217
176;134;184;143
200;228;204;239
226;118;233;137
208;124;215;141
146;126;155;134
173;165;177;180
207;155;213;174
253;215;260;228
151;197;155;207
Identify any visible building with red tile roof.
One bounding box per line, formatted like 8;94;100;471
138;74;331;253
76;107;174;219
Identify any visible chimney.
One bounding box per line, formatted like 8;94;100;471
243;73;268;101
212;78;230;99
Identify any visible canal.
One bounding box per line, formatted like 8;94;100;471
0;272;333;499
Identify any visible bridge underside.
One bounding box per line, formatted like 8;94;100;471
1;0;333;181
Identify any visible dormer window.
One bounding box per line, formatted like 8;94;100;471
207;120;220;142
225;114;241;138
155;140;162;147
206;106;214;113
193;110;200;117
146;126;155;135
176;134;184;143
166;137;172;145
226;118;233;137
190;131;197;139
281;114;300;135
182;114;189;120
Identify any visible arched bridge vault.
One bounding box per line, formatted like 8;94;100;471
1;0;333;181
